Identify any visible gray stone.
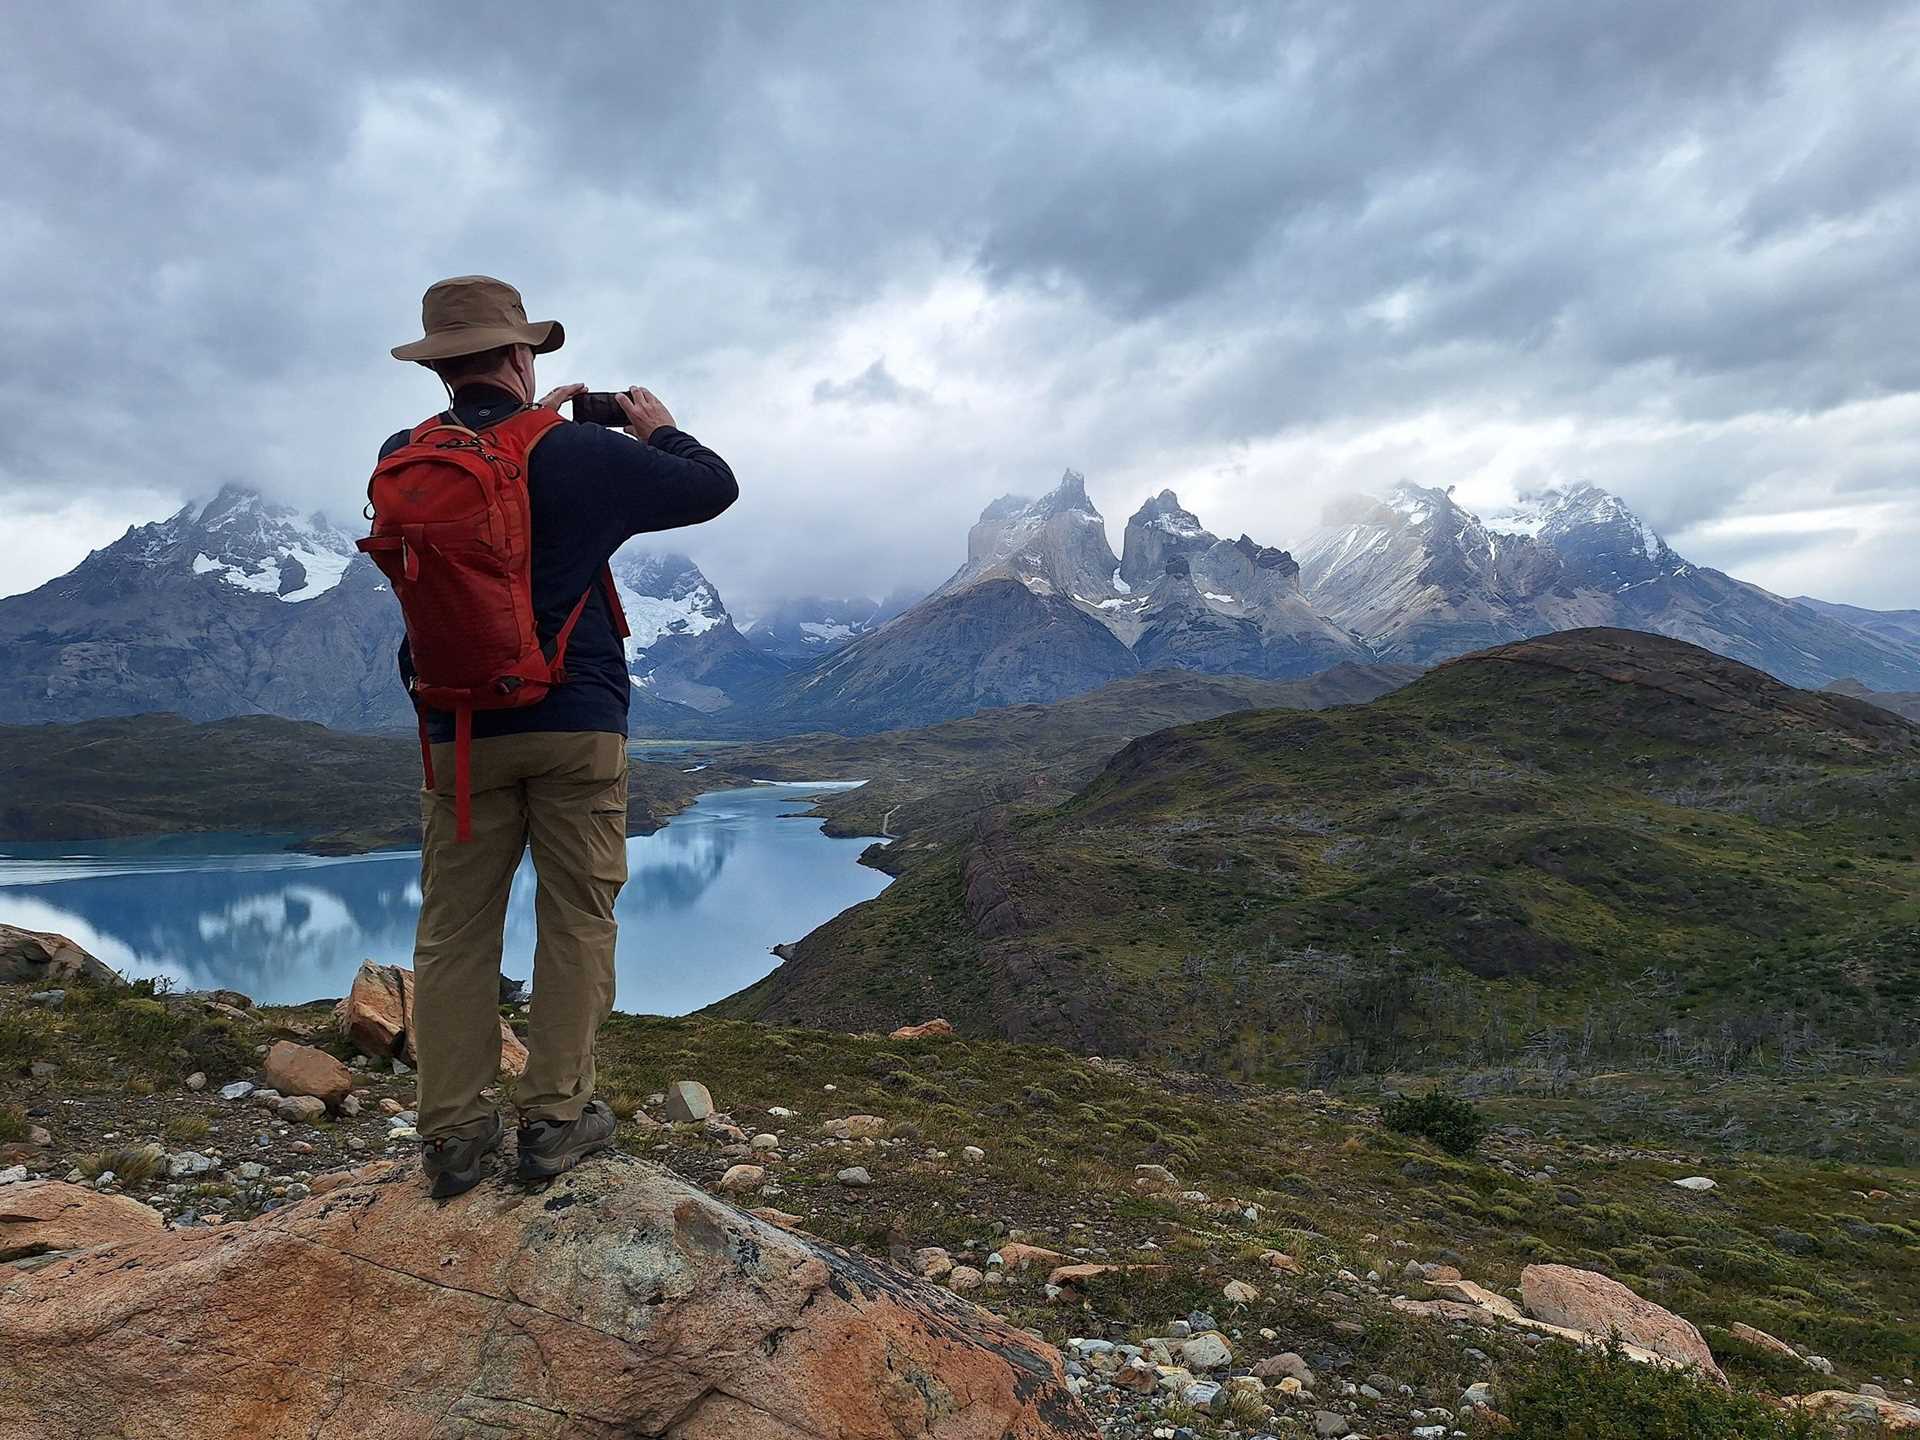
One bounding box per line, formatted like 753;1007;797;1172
0;1165;28;1186
1179;1332;1233;1371
836;1166;873;1187
1182;1379;1224;1412
167;1152;216;1178
219;1081;255;1101
27;989;65;1009
1462;1381;1496;1409
275;1096;327;1124
1313;1411;1350;1438
185;1072;207;1092
664;1080;714;1124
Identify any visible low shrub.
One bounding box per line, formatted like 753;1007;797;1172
1499;1341;1833;1439
164;1113;212;1144
0;1102;27;1142
1381;1090;1489;1156
65;993;251;1081
74;1145;166;1185
0;1009;59;1071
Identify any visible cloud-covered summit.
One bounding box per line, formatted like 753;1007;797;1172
4;1;1916;610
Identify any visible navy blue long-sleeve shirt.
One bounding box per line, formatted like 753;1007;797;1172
378;383;737;742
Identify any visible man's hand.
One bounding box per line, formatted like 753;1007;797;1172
617;386;675;441
535;383;586;411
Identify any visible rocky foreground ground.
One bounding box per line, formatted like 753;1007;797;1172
3;938;1918;1437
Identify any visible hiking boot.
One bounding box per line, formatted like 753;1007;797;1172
516;1099;617;1183
421;1113;503;1200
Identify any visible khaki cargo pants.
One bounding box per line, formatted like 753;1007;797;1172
412;731;628;1140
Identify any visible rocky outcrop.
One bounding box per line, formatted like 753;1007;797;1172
334;960;529;1078
890;1019;955;1040
0;925;119;988
0;1157;1094;1439
1785;1390;1920;1432
0;1181;164;1263
1518;1264;1724;1384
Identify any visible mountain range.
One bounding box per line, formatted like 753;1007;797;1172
2;473;1917;736
732;470;1920;733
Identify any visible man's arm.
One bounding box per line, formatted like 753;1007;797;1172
556;395;738;539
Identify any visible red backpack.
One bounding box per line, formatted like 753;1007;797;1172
358;408;629;842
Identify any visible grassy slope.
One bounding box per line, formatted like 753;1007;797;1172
715;663;1418;873
0;712;744;852
712;630;1920;1081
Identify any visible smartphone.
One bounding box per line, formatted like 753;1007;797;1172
571;392;628;427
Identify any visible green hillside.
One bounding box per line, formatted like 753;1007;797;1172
712;629;1920;1082
720;662;1416;871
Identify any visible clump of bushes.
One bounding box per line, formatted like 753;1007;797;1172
63;990;252;1081
0;1009;59;1071
1499;1340;1832;1438
0;1102;28;1142
1381;1090;1489;1156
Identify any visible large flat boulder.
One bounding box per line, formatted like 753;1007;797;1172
0;1182;165;1263
1519;1263;1724;1384
0;1153;1094;1439
262;1040;354;1108
334;960;528;1078
0;924;119;988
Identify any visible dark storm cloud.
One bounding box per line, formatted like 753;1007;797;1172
2;0;1916;609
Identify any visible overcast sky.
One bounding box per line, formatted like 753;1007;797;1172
3;2;1916;612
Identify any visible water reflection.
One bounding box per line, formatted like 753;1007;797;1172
0;784;886;1013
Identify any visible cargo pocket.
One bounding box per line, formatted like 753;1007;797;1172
588;757;630;887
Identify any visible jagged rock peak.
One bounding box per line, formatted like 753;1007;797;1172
1034;467;1098;518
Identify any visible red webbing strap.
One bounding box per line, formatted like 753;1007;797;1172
545;583;598;682
453;706;474;844
601;563;631;639
416;710;435;791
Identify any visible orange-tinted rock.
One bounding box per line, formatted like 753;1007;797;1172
890;1019;956;1040
335;960;414;1061
997;1242;1068;1271
1047;1262;1170;1289
0;1182;165;1263
262;1041;352;1108
0;1154;1094;1439
1520;1264;1724;1384
1729;1322;1803;1363
335;960;528;1077
496;1022;528;1078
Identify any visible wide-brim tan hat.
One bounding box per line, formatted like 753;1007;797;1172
391;274;564;363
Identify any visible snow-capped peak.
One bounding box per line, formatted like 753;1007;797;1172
1491;481;1672;563
107;484;364;604
608;547;729;650
1384;481;1456;528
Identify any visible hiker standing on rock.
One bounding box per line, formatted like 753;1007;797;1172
365;275;737;1197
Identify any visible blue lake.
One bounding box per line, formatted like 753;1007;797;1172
0;784;888;1012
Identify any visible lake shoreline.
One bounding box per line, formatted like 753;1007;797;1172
0;784;890;1011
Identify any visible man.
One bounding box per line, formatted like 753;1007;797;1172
382;275;737;1197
